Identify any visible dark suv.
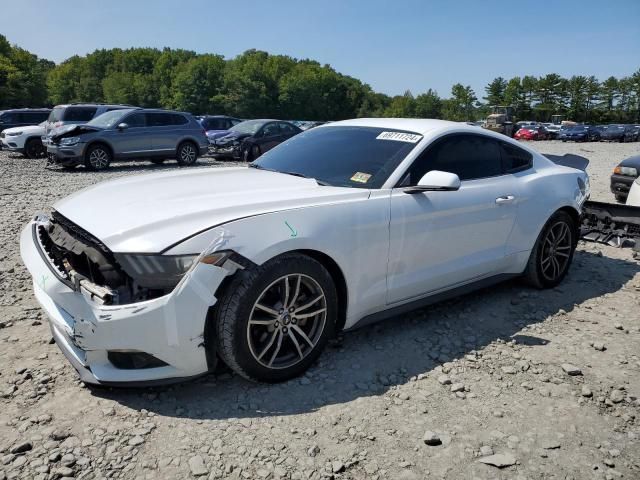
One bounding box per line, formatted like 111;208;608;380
0;109;51;132
46;108;209;170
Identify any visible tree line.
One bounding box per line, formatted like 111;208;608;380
1;35;638;123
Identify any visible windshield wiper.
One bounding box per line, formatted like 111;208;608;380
249;164;331;186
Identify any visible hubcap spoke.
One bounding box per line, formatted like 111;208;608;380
258;330;279;360
295;308;326;319
255;303;279;316
288;330;304;359
295;294;323;313
291;324;315;348
249;319;277;326
268;331;284;367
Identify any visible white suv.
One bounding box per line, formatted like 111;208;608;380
0;121;47;158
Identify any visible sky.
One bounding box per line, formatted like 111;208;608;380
2;0;638;99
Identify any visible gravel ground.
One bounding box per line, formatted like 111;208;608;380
0;140;639;480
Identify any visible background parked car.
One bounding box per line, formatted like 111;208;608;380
558;125;599;142
514;125;548;140
44;103;132;136
197;115;242;142
543;123;561;138
610;154;640;203
210;119;302;161
600;124;638;142
0;108;50;134
0;121;47;158
46;108;208;170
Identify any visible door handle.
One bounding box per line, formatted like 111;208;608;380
495;195;515;204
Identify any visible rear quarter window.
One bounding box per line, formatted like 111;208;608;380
62;107;98;122
500;142;533;173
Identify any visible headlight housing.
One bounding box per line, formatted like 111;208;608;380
60;136;81;146
114;251;233;290
6;131;22;136
613;166;638;177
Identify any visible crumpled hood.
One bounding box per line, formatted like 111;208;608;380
49;124;101;141
214;131;250;146
53;167;369;253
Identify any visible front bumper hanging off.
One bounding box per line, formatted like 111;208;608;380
580;200;640;251
20;218;230;386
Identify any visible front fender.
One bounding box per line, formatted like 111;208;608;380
164;195;391;328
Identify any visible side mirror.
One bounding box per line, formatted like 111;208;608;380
403;170;461;194
117;123;129;130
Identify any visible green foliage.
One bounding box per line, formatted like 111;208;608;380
1;34;639;124
0;34;52;108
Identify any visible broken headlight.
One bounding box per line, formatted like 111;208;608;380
114;251;233;290
60;136;81;146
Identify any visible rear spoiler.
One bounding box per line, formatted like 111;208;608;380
544;154;589;172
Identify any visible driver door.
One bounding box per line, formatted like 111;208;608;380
387;133;520;304
256;122;283;153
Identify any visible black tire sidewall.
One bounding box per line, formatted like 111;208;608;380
25;139;43;158
218;255;337;383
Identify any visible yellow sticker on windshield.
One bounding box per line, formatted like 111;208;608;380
351;172;372;183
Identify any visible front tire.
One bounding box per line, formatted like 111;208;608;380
213;253;337;383
523;211;577;289
84;144;111;171
24;138;46;158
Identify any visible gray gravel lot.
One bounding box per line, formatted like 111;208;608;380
0;141;639;480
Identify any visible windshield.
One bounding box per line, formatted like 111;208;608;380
252;126;422;189
230;119;265;135
48;107;64;122
87;109;133;128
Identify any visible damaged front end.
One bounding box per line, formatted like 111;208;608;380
21;213;244;385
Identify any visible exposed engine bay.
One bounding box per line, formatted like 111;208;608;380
36;212;170;305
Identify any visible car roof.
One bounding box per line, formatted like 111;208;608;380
2;108;51;112
323;118;466;135
54;104;134;109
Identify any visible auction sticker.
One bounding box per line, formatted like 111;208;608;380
376;131;423;143
350;172;372;183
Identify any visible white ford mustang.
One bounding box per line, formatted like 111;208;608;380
20;118;590;385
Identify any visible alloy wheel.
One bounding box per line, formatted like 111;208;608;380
180;144;196;164
247;274;327;369
540;221;572;281
89;148;109;169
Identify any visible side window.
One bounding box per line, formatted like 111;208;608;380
63;107;98;122
500;141;532;173
408;134;503;184
231;119;241;126
124;112;146;128
146;113;172;127
262;123;280;136
279;122;296;134
171;114;189;125
1;112;16;123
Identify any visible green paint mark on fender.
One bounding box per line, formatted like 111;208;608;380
285;221;298;237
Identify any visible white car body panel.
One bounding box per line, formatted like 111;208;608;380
20;118;590;385
1;123;45;152
626;179;640;206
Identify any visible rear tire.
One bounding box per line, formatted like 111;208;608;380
213;253;337;383
523;211;577;289
24;138;46;159
176;141;198;166
84;144;111;171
